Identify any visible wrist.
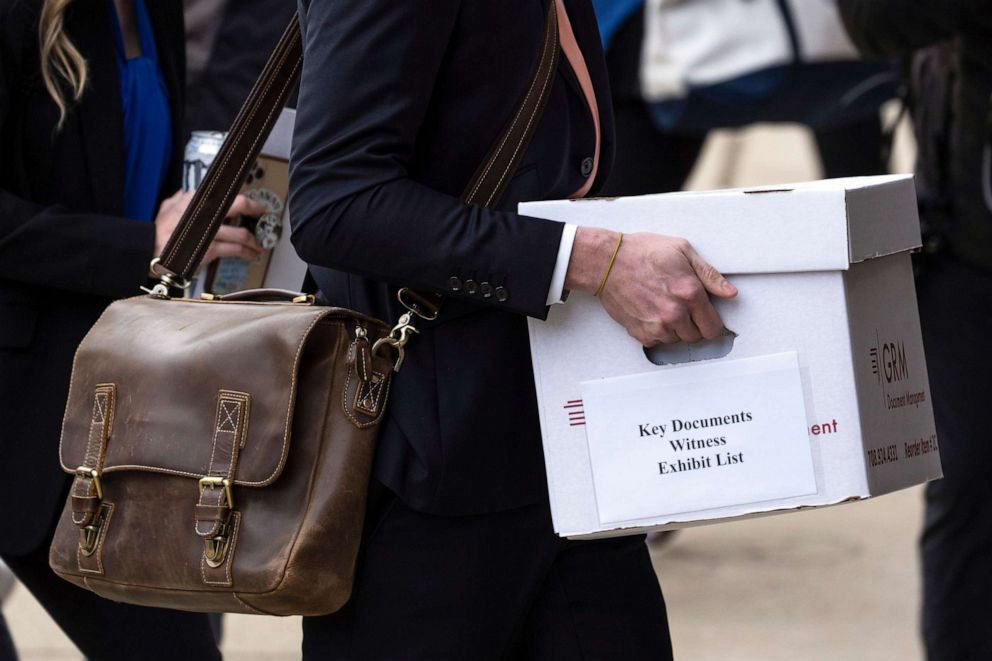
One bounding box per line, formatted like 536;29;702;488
564;227;620;294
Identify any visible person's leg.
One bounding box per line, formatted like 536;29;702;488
2;543;220;661
813;113;887;179
0;612;15;661
304;487;672;660
600;98;705;197
302;491;561;660
513;535;673;661
916;253;992;661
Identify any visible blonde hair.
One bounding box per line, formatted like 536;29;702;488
39;0;88;127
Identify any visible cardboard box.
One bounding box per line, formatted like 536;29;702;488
520;175;942;539
190;109;308;296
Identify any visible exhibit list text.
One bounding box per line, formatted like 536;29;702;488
638;411;754;476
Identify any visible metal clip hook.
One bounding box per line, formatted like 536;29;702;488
372;313;419;372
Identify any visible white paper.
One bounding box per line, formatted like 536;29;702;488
580;352;817;524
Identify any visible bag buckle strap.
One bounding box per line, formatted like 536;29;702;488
195;392;250;569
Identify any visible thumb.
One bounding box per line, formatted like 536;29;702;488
686;247;737;299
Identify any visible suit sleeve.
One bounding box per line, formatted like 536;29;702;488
838;0;992;57
288;0;566;319
0;12;156;300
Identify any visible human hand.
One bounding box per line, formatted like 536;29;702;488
564;228;737;347
153;191;267;264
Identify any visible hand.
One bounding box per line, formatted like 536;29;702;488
153;191;267;264
564;228;737;347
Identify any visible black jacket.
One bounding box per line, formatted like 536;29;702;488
290;0;613;515
185;0;297;137
839;0;992;268
0;0;184;554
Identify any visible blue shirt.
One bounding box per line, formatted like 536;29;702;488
110;0;172;222
592;0;644;50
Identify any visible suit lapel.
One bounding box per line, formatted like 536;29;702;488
69;0;126;216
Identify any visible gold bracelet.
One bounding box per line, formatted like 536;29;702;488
594;232;623;297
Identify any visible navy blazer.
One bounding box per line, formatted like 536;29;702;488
290;0;614;514
0;0;184;554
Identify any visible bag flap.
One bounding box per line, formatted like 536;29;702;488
59;296;347;487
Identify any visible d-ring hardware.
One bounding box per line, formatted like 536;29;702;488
397;288;441;321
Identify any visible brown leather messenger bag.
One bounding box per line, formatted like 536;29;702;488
49;6;561;616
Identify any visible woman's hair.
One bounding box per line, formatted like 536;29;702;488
39;0;88;127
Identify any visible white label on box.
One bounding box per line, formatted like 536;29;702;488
580;352;817;524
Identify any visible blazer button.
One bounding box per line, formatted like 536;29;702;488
448;276;462;292
580;157;594;178
464;279;478;295
495;286;509;302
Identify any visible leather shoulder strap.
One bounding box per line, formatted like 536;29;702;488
154;4;560;286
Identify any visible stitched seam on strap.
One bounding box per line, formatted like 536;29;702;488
165;35;298;269
341;364;392;430
176;54;303;276
484;28;559;208
466;9;556;204
195;392;249;537
71;385;115;523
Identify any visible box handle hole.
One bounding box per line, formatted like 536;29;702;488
643;328;737;366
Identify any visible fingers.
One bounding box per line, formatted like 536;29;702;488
690;302;725;341
203;240;263;265
215;224;262;252
632;325;678;348
226;194;267;219
200;225;263;265
684;245;737;299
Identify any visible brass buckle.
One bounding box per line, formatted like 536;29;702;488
199;477;234;510
203;521;231;568
75;466;103;500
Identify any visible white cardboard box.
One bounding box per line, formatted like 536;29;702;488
520;175;942;539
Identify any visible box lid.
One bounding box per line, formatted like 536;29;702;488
519;175;922;275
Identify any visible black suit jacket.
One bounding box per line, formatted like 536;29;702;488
290;0;613;515
838;0;992;269
0;0;184;554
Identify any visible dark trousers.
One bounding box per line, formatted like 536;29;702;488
0;518;220;661
303;487;672;660
600;98;886;197
0;613;14;661
917;253;992;661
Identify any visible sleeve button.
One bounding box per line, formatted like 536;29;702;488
480;282;493;298
448;276;462;292
495;286;509;302
464;279;478;295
